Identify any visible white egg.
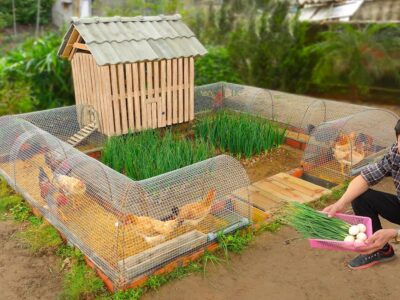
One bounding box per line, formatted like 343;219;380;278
344;235;355;242
114;221;119;227
348;225;360;236
357;223;366;233
356;232;367;241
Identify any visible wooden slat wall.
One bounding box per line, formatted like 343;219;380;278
72;54;195;136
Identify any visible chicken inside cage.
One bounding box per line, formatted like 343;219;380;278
0;116;252;287
302;109;398;184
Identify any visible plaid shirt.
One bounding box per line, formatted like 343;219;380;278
361;143;400;199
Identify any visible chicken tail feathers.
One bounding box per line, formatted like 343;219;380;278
201;188;216;207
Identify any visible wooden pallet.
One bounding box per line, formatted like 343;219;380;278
67;122;98;147
234;173;331;215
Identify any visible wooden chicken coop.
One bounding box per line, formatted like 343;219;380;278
58;15;207;136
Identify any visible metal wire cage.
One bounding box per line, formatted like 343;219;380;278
302;109;399;185
0;114;251;288
17;105;105;152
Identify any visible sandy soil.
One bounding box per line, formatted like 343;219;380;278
0;220;62;300
243;145;304;183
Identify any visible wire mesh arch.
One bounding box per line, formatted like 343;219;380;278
302;108;399;184
18;105;105;151
0;114;252;289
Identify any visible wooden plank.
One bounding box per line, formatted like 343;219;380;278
95;62;111;136
183;57;189;122
153;61;162;128
63;28;79;58
73;42;88;51
132;63;141;130
272;173;328;198
110;65;122;135
166;60;172;125
178;58;184;123
86;55;103;128
119;230;207;277
70;56;82;107
125;64;135;131
146;62;155;129
269;179;314;203
100;65;114;136
275;173;331;195
160;60;167;127
139;62;148;129
75;54;86;106
230;196;269;223
172;59;178;124
189;57;195;121
233;186;282;211
118;64;129;134
253;179;304;202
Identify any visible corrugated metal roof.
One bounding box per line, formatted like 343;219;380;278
299;0;364;21
58;15;207;65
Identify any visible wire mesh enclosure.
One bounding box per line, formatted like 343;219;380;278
302;109;399;184
194;82;371;131
17;105;105;151
0;114;251;288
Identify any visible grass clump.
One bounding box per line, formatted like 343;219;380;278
57;245;107;300
0;195;22;213
17;222;63;253
195;110;286;159
102;130;216;180
217;229;254;258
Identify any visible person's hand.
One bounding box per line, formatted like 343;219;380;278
355;229;397;254
322;201;346;217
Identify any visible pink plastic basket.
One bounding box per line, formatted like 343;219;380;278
308;213;373;252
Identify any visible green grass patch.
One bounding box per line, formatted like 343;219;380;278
102;130;216;180
61;261;106;299
0;195;22;213
195;110;286;159
217;229;254;258
0;177;13;198
16;223;63;253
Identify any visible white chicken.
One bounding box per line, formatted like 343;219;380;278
53;174;86;208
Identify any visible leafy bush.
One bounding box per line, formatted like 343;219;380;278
102;130;216;180
0;0;54;28
195;110;286;159
0;31;73;110
195;46;242;85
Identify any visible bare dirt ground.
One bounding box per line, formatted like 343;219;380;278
0;220;62;300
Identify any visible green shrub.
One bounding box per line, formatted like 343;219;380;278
195;46;242;85
0;31;73;110
0;0;54;27
0;195;22;213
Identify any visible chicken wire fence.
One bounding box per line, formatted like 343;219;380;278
302;109;399;184
0;115;251;288
194;82;371;134
17;105;105;151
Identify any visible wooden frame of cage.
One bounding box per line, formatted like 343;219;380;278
71;52;195;136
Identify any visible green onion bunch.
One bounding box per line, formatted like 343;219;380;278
194;110;286;159
284;202;350;241
102;130;216;180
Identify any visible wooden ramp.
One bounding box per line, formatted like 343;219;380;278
67;122;98;147
233;172;331;222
